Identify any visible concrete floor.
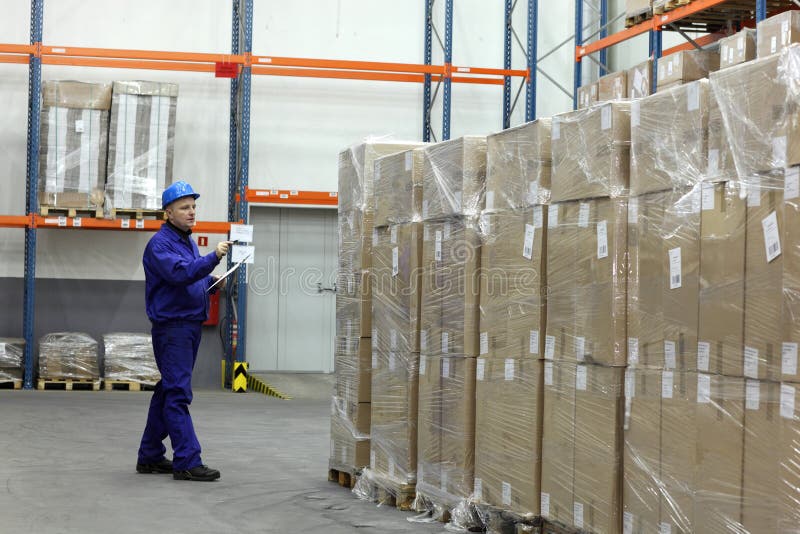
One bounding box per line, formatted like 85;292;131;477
0;387;445;534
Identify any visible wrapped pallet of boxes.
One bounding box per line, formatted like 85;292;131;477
719;28;756;70
757;10;800;58
105;81;178;216
331;140;422;478
39;332;99;381
656;48;719;92
39;81;112;214
102;333;160;386
353;147;425;508
416;136;486;527
0;338;24;383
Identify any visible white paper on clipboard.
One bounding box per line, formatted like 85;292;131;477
207;253;251;292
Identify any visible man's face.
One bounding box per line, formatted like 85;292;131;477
166;197;196;232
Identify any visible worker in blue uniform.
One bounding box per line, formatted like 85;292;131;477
136;181;231;482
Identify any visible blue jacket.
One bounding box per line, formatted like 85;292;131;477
143;222;221;324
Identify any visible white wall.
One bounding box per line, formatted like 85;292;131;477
0;0;681;280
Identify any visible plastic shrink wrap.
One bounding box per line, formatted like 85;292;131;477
39;332;99;379
0;338;24;382
102;333;160;384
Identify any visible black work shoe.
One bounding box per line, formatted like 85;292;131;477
136;458;173;474
173;464;221;482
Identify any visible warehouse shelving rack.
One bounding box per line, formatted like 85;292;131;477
572;0;798;109
0;0;539;389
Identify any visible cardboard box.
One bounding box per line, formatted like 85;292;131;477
598;71;628;102
422;136;487;220
485;119;552;212
706;90;736;182
625;0;650;17
38;332;99;380
694;374;745;534
416;354;442;496
334;336;371;404
370;351;419;485
545;203;580;362
374;148;425;227
631;80;709;195
551;102;631;202
540;361;577;526
335;270;372;339
622;369;662;534
578;82;599;110
627;59;653;100
697;181;746;375
656;49;719;89
372;223;423;353
474;358;543;515
440;357;477;502
573;364;624;534
757;10;800;58
330;404;371;471
479;207;547;360
420;222;443;360
720;28;757;69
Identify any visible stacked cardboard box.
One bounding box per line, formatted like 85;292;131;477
38;332;99;380
39;81;112;211
627;59;653;100
416;136;486;523
102;333;160;385
655;49;719;92
598;71;628;102
757;10;800;58
719;28;756;70
473;120;550;524
0;338;24;382
577;82;599;110
331;141;421;475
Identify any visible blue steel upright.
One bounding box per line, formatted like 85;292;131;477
756;0;767;22
442;0;453;140
23;0;44;390
503;0;513;129
526;0;538;121
226;0;241;384
423;0;433;142
574;0;583;110
599;0;608;76
649;29;662;95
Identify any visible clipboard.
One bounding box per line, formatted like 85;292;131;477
207;253;251;292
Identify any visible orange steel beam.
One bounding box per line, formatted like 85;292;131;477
247;188;338;206
31;215;231;233
451;76;506;85
452;65;528;77
252;55;443;75
663;31;729;56
42;56;218;73
0;43;34;54
0;215;31;229
40;45;243;64
252;65;426;83
0;55;29;65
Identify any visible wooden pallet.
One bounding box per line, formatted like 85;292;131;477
103;380;156;392
37;378;101;391
106;207;166;220
360;478;416;511
0;379;23;390
478;505;543;534
328;468;358;489
625;9;652;28
40;205;103;218
653;0;692;15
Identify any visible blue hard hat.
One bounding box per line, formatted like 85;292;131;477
162;181;200;209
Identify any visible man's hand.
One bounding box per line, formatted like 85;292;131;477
211;275;226;291
215;241;233;259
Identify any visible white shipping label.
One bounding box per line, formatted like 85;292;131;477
623;512;634;534
120;218;130;229
373;329;378;343
388;457;395;478
373;228;379;246
474;478;483;500
578;203;590;228
418;463;424;483
530;330;540;355
75;119;85;133
541;492;551;517
347;278;354;294
552;121;561;140
773;136;788;168
702;183;716;211
762;211;782;263
533;206;544;229
372;351;378;369
662;371;674;399
389;352;396;371
631;101;641;128
781;384;796;419
392;247;399;277
738;36;745;52
419;354;427;375
476;358;486;381
785;167;800;200
371;450;376;468
628;337;639;364
502;482;512;506
668;247;682;290
746;380;760;411
423;200;429;220
435;231;443;262
625;369;635;398
660;522;672;534
628;197;639;225
504;359;515;381
544;362;553;386
601;105;612;131
442;357;450;378
405;151;413;171
544;335;555;360
708;149;719;176
420;330;427;351
576;365;588;391
529;181;539;205
687;82;700;112
71;217;81;227
390;225;397;244
523;224;535;259
697;374;712;404
744;346;759;378
728;46;734;64
574;502;585;529
783;20;791;44
486;190;495;210
442;332;449;354
443;222;451;240
664;341;677;369
597;220;609;259
783;342;799;376
697;342;711;372
480;332;489;355
136;219;144;229
747;177;762;207
575;337;586;362
548;204;559;228
667;60;674;76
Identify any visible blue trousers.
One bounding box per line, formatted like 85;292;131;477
138;321;203;471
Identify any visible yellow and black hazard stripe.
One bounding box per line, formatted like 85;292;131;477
233;362;248;392
221;360;291;399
